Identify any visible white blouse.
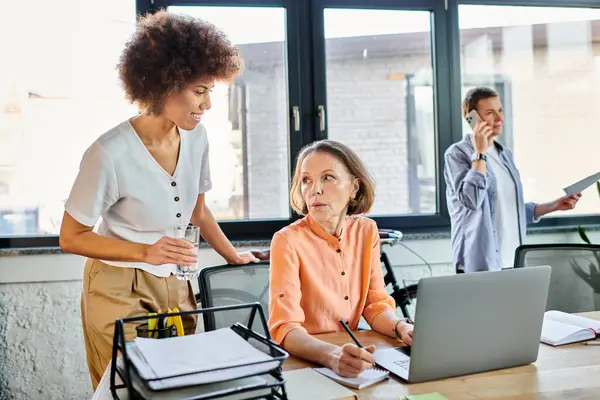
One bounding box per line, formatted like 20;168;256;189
65;119;212;277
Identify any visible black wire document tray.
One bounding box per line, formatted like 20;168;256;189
110;303;289;400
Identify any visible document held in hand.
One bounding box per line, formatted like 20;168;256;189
563;171;600;197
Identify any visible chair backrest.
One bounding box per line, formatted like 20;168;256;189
514;244;600;313
197;261;271;336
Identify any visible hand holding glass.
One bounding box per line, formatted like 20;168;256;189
173;225;200;280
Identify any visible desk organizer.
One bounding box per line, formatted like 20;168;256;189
109;303;289;400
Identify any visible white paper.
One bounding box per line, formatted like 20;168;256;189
541;310;600;346
131;328;278;390
563;171;600;197
545;310;600;332
314;367;389;389
122;352;271;400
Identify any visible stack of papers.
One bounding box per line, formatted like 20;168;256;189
119;365;272;400
127;328;280;391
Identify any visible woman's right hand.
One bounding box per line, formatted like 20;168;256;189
471;120;494;154
327;343;376;377
143;236;198;266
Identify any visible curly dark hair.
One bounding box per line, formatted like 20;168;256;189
118;10;243;114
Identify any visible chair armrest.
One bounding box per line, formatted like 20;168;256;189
378;229;403;244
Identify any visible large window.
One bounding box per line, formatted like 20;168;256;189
311;0;452;232
168;6;292;221
3;0;600;248
408;75;514;212
0;0;138;237
458;4;600;217
321;8;437;216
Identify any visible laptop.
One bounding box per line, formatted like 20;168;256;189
374;266;551;383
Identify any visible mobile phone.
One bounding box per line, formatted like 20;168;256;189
465;109;482;131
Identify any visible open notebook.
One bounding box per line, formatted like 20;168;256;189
541;311;600;346
314;367;389;389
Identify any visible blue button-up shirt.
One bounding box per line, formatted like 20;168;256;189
443;135;539;273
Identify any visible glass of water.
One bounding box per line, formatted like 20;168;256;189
173;224;200;280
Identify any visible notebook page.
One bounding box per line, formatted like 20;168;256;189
541;319;590;345
314;367;389;389
134;328;273;382
545;311;600;333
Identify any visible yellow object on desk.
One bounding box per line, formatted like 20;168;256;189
168;308;185;336
147;312;158;338
145;309;184;338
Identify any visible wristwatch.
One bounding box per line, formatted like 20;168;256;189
471;152;487;162
394;318;414;341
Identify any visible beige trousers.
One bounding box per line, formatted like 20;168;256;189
81;259;197;390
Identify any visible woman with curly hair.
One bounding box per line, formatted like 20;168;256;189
59;10;258;388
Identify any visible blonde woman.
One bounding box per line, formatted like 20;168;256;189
268;140;413;378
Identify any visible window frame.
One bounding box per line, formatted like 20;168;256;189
451;0;600;231
145;0;306;242
3;0;600;248
310;0;454;231
456;0;600;6
405;75;513;213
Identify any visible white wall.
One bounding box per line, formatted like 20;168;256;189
0;229;596;399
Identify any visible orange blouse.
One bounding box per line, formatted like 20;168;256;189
268;214;396;344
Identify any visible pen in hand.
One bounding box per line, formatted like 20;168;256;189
339;320;376;368
339;320;364;348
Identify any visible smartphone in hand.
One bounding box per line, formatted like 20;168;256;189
465;109;482;131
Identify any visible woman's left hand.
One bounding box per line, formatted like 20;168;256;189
553;193;582;211
395;322;414;346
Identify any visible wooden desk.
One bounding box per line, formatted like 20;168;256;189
283;311;600;400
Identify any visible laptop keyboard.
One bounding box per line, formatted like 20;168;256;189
391;347;411;370
393;359;410;370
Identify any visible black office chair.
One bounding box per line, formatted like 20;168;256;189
196;249;271;334
196;260;271;335
514;243;600;313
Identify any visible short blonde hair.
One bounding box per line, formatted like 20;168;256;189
290;140;375;216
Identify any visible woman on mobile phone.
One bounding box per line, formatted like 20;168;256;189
59;11;258;389
443;87;580;273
